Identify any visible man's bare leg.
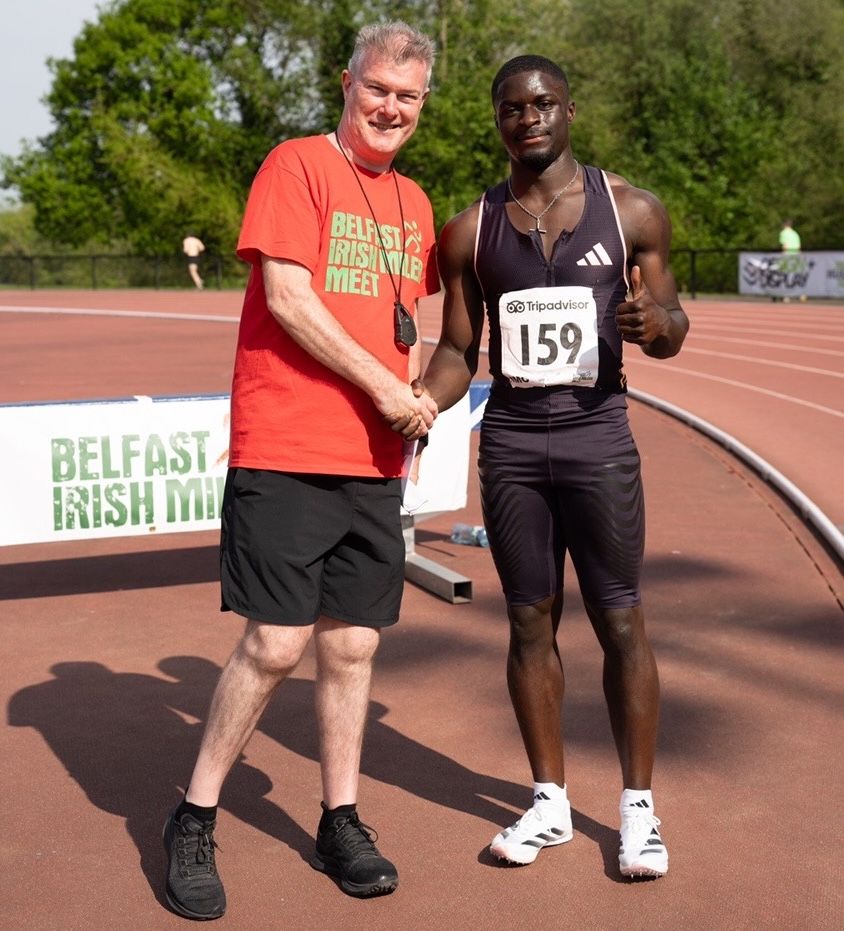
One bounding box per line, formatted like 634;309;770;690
186;620;313;806
313;617;380;807
310;617;397;897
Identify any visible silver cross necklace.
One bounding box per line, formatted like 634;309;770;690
507;161;580;234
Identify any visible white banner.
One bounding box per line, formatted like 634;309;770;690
0;391;472;546
0;395;231;545
739;251;844;299
402;391;471;519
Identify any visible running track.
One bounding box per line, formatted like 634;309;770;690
0;289;841;930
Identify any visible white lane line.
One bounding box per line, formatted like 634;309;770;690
0;305;240;323
629;388;844;562
627;359;844;418
425;335;843;416
688;322;844;342
678;346;844;378
689;334;844;357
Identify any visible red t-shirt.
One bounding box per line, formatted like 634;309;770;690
231;135;439;478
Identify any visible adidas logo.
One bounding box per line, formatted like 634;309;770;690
576;242;613;266
534;791;551;801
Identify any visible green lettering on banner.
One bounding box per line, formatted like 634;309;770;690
145;434;168;475
105;483;128;527
52;438;76;482
78;436;99;480
169;432;192;474
122;435;141;477
48;426;221;534
131;481;155;525
52;482;140;530
100;436;120;478
166;477;203;522
60;486;89;530
53;487;63;530
192;431;209;472
166;475;224;522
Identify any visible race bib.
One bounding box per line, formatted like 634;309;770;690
498;286;599;388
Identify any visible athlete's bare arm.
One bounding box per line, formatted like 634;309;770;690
421;204;488;411
610;177;689;359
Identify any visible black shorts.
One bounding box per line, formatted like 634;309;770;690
186;255;201;266
478;389;644;610
220;468;405;627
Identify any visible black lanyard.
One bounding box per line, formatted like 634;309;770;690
335;136;418;347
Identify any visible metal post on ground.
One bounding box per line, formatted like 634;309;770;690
402;514;472;603
215;256;222;289
91;255;97;290
28;256;35;290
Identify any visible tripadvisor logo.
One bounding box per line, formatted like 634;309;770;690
505;298;590;313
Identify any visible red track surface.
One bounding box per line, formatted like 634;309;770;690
1;290;842;930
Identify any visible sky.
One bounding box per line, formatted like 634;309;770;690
0;1;103;162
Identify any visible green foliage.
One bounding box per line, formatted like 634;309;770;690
3;0;843;256
397;0;566;225
0;203;42;255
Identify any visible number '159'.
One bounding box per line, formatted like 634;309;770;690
520;322;583;366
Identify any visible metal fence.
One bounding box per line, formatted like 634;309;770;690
0;253;250;291
0;247;829;297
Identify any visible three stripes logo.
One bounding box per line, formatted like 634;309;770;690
576;242;613;267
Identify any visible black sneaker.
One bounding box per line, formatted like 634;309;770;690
163;809;226;920
310;810;398;897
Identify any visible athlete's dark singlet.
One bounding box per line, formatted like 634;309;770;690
475;165;645;610
476;164;629;399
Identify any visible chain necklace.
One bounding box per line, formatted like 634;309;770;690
334;132;417;347
506;161;580;235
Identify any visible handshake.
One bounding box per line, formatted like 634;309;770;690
382;377;437;442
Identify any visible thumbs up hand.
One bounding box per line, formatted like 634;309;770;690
615;265;669;346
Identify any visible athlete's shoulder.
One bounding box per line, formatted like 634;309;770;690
439;197;484;259
602;169;668;219
599;169;673;250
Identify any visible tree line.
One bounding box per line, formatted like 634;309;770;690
2;0;842;258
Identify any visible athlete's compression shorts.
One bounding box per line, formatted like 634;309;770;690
478;387;644;610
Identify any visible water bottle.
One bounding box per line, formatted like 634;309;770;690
450;523;489;547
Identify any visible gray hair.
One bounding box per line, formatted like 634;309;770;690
348;21;435;88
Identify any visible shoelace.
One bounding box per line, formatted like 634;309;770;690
621;810;662;838
517;802;568;828
517;807;544;827
331;814;381;857
178;823;220;874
